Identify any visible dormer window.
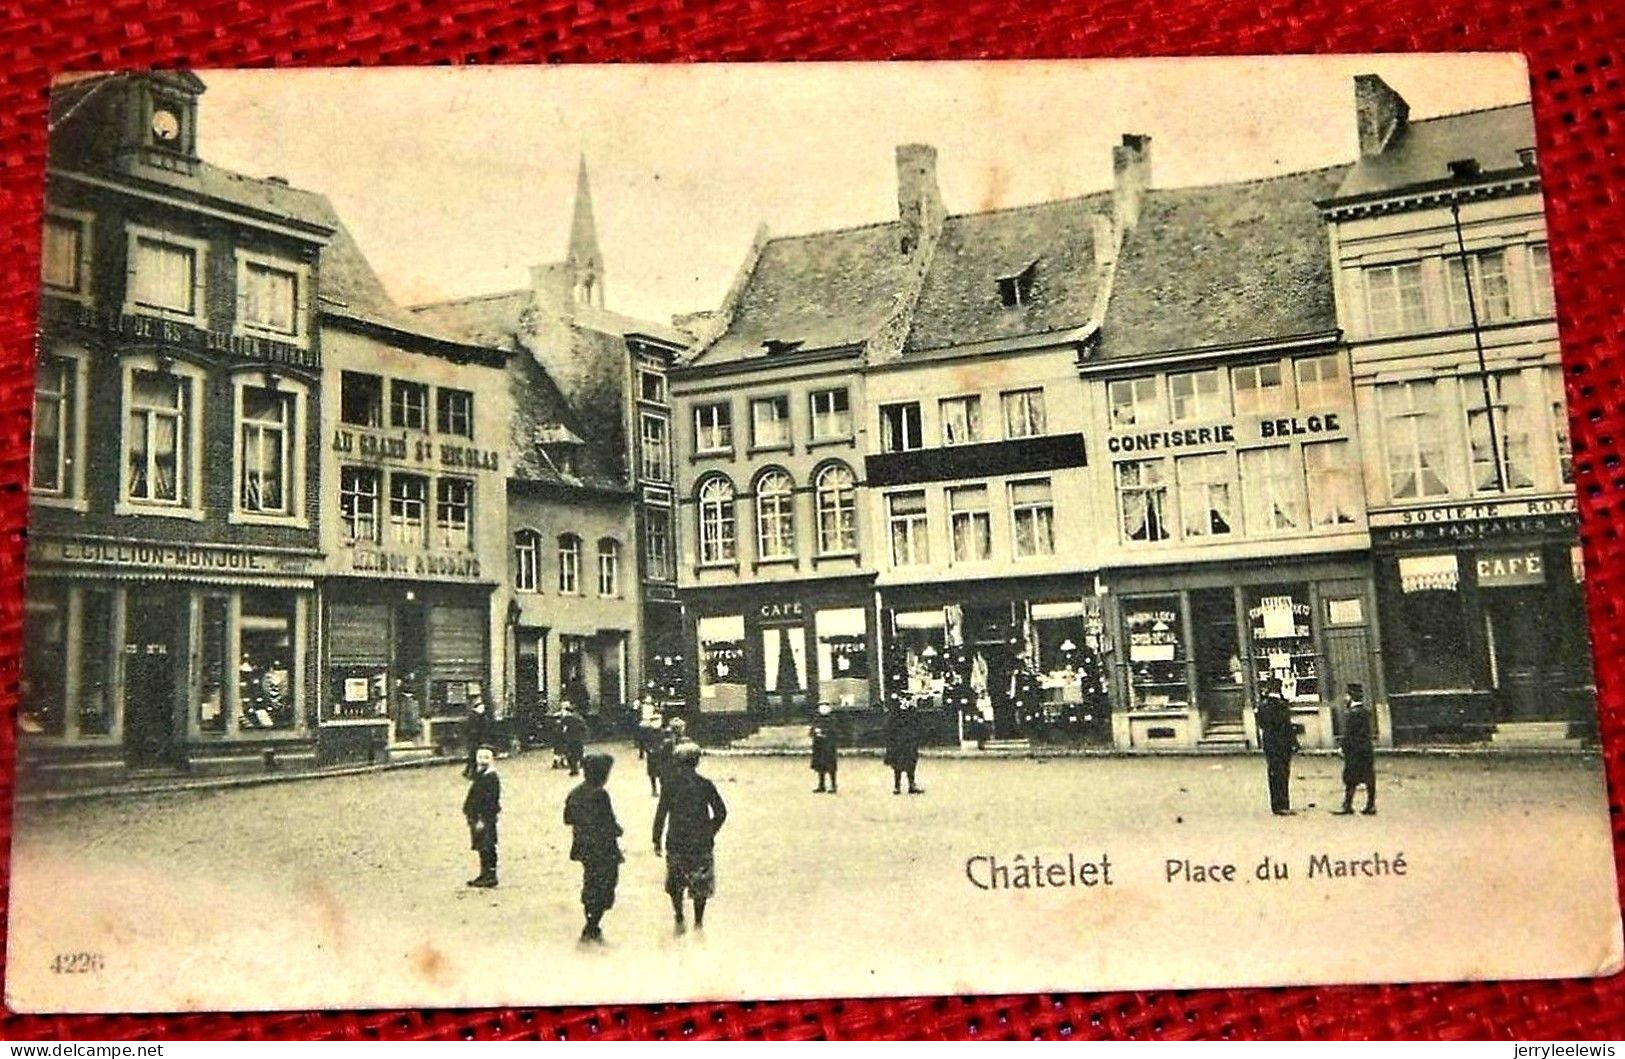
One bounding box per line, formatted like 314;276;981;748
998;262;1038;308
1517;147;1537;168
762;339;804;356
1446;158;1482;180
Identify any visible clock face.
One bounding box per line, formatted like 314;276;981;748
150;108;180;143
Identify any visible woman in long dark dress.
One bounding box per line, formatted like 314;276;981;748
883;701;923;795
809;703;839;793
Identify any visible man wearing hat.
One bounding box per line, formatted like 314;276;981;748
652;740;728;933
1256;674;1300;816
462;744;502;888
1334;683;1377;816
809;702;840;794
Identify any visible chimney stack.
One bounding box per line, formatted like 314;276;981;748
1112;134;1151;233
1355;73;1410;157
896;143;945;256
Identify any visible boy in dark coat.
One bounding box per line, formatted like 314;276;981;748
809;703;840;793
462;745;501;887
646;716;682;797
884;701;923;795
1256;676;1300;816
653;742;727;933
559;707;588;777
564;752;624;943
1334;683;1377;816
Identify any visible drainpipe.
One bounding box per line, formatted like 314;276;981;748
1451;200;1506;492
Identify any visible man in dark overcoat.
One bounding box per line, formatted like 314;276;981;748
884;700;923;795
809;702;840;794
1334;683;1377;816
1256;676;1300;816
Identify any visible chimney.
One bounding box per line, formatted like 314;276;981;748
1355;74;1410;157
896;143;944;256
1112;134;1151;233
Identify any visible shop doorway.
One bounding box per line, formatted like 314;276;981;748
513;628;548;745
124;592;181;769
760;625;809;719
1190;588;1243;724
1483;584;1550;721
391;602;428;745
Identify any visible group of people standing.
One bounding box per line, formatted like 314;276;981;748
460;714;728;945
1255;678;1378;817
807;699;926;795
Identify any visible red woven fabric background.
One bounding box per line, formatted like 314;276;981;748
1;0;1623;1041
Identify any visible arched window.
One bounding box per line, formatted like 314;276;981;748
697;476;736;565
513;529;541;592
815;462;858;555
755;469;796;561
558;533;582;594
597;538;620;597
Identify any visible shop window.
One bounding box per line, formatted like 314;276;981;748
597;538;620;597
1380;380;1450;500
694;401;733;454
879;402;924;453
698;614;748;712
1031;600;1094;718
238;384;296;517
750;395;791;449
1363;261;1427;335
1447;248;1513;325
436;387;475;438
199;595;230;733
1176;453;1233;538
340;372;383;427
31;352;80;498
1305;440;1362;527
435;477;474;550
1528;243;1553;316
340;467;381;544
125;367;195;509
640;413;671;482
697;475;737;565
940;395;983;446
810;388;852;440
754;469;796;561
1117;459;1171;542
1467;373;1536;492
1241;446;1305;533
42;212;91;300
558;533;582;594
1232;362;1288;416
1109;376;1161;427
390;380;429;431
887;490;930;566
646;505;672;580
78;590;113;736
1169;370;1227;423
389;473;429;546
236;253;303;340
1294;354;1345;408
1010;478;1055;557
513;529;541;592
1392;558;1475;691
1002;388;1047;439
816;608;870;706
1246;587;1317;702
949;484;992;562
240;592;297;730
1548;367;1574;485
20;587;68;735
815;463;857;555
1124;597;1187;709
893;610;947;704
128;229;205;324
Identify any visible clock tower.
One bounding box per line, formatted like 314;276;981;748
47;71;205;174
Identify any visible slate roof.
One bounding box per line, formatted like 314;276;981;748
408;290;690;348
904;193;1113;353
317;221;486;348
1334;103;1536;201
1096;165;1348;359
697;222;919;364
505;349;627;492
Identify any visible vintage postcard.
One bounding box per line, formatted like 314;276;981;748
6;56;1620;1013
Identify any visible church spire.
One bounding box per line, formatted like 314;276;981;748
566;155;604;306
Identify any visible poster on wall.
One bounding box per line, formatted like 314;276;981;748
5;57;1618;1015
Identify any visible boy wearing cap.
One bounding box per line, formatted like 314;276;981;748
564;752;624;943
462;744;501;888
1334;683;1377;816
809;703;840;794
653;741;728;933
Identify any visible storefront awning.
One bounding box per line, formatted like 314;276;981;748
1398;553;1459;594
35;567;316;591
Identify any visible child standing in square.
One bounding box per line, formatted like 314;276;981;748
564;752;624;943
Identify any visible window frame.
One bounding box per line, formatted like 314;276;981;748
1116;458;1172;544
1231;361;1289;416
1009;477;1056;559
233;248;310;349
1239;444;1307;535
1168;369;1229;424
513;529;541;592
1465;371;1537;494
753;467;797;563
749;394;793;451
1001;387;1048;439
645;503;673;581
41;208;94;305
30;347;89;509
693;401;735;455
124;224;209;328
1363;260;1428;336
809;387;853;442
1303;439;1363;528
339;466;382;544
230;374;308;527
436;387;475;438
116;356;206;520
1175;451;1236;539
340;371;384;428
886;489;930;567
388;471;430;548
639;411;671;482
639;369;668;405
1293;354;1346;409
1528;242;1554;317
1109;376;1162;428
597;538;621;597
939;394;984;447
1446;247;1514;327
879;401;924;453
1380;380;1452;502
558;533;583;594
434;476;475;550
389;379;430;432
697;475;738;567
814;462;858;557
